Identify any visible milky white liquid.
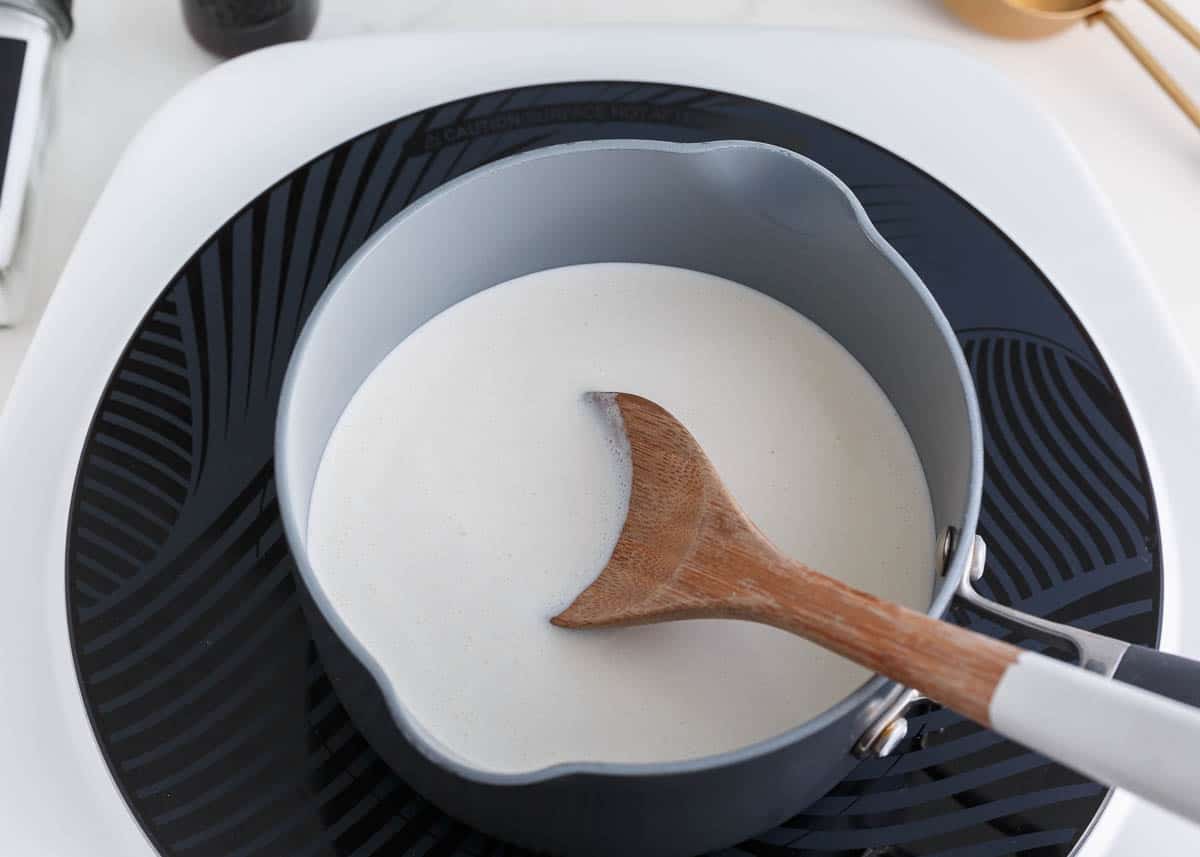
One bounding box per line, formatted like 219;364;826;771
308;263;934;774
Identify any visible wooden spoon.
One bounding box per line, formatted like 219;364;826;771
554;392;1200;823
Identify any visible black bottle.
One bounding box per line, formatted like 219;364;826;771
182;0;318;59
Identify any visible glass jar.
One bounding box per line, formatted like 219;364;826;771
0;0;70;325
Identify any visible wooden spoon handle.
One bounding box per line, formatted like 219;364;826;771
740;556;1200;823
739;554;1018;725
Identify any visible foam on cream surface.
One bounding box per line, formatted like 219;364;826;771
307;263;934;774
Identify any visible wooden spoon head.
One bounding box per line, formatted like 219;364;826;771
551;393;734;629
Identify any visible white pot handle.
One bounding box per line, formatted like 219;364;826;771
991;651;1200;824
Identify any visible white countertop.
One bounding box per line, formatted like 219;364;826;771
0;0;1197;404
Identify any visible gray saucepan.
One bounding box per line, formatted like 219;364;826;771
275;140;1200;857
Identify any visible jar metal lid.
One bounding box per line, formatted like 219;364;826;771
1;0;72;38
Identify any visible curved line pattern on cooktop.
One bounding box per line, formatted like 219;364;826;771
66;82;1159;857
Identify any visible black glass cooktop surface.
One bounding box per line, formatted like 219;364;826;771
67;82;1159;857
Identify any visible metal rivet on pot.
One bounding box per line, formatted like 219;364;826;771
968;534;987;581
854;687;925;758
938;526;958;575
866;717;908;758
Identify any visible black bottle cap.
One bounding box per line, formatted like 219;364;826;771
182;0;318;59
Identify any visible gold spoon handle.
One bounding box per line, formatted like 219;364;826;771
1143;0;1200;51
1089;9;1200;130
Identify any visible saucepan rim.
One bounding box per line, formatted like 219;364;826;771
275;138;984;787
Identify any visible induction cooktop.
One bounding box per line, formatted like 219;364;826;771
2;30;1197;857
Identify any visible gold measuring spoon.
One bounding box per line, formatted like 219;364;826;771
945;0;1200;130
